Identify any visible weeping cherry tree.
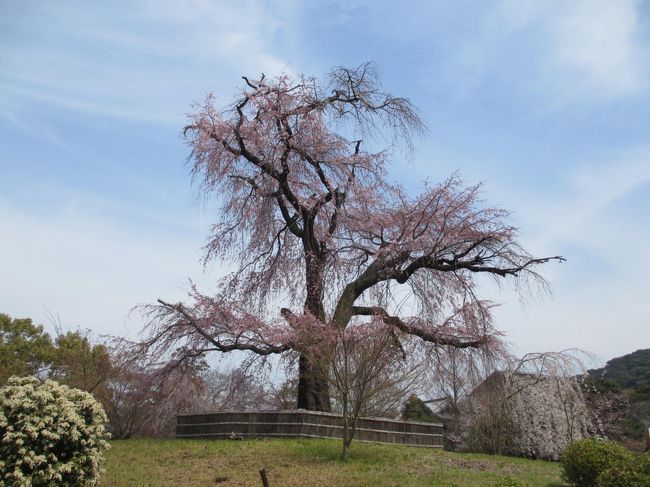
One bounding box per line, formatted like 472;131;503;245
140;63;563;411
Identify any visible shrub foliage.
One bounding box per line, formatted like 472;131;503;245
596;453;650;487
560;438;632;487
0;376;111;486
401;395;440;423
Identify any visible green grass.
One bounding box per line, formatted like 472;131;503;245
101;438;564;487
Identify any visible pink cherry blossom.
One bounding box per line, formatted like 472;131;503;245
140;63;564;411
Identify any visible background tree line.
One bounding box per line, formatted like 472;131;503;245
0;312;296;439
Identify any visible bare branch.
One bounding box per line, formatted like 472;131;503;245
352;306;489;349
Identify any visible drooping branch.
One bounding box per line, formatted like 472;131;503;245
145;299;292;358
351;306;492;349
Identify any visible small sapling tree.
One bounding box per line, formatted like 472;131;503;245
304;321;422;460
426;345;488;413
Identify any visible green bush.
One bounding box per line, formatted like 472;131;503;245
401;395;440;423
560;438;632;487
596;453;650;487
0;376;111;486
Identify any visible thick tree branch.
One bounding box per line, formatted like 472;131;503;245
156;299;290;356
351;306;488;348
395;255;566;283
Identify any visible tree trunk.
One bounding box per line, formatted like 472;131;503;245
297;354;331;411
296;252;331;411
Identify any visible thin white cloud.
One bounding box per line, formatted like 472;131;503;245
0;196;218;339
0;1;296;123
499;0;647;97
0;106;72;151
571;149;650;209
485;147;650;361
550;0;644;96
529;148;650;251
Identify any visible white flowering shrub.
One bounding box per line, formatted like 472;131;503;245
0;376;111;486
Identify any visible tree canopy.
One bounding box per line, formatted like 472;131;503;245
141;63;563;410
0;313;53;384
1;313;112;394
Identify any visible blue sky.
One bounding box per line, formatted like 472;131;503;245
1;0;649;364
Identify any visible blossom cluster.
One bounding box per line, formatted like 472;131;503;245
0;376;111;486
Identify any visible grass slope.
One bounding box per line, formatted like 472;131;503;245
101;438;563;487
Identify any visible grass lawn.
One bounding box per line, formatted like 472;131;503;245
101;438;564;487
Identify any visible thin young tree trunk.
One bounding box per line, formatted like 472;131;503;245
340;398;351;461
341;436;350;461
